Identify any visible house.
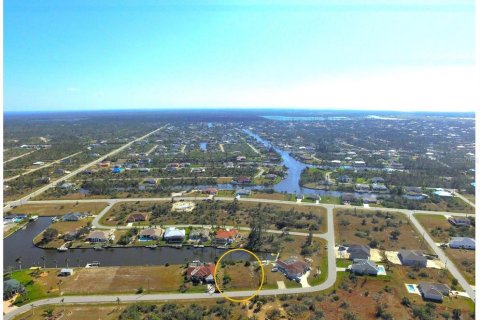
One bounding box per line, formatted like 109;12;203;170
163;227;186;243
342;193;356;203
99;161;110;168
203;188;218;195
361;194;378;204
236;176;252;184
3;279;25;300
449;237;475;250
372;183;388;192
275;257;310;281
187;261;215;283
189;229;210;242
351;259;378;275
355;184;370;192
405;186;423;195
371;177;385;184
127;213;147;223
236;155;246;162
59;268;74;276
265;174;277;180
338;175;352;183
59;182;76;189
214;229;239;245
398;250;427;267
61;212;87;222
139;228;163;241
347;244;371;260
235;189;252;196
432;188;453;197
63;229;81;241
448;217;471;227
86;230;109;243
418;282;450;301
143;178;157;185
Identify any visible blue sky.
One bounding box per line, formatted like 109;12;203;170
4;0;476;112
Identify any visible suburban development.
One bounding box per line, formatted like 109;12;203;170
2;110;476;319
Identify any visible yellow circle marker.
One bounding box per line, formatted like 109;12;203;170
214;248;265;303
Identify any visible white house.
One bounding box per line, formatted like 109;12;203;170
449;237;475;250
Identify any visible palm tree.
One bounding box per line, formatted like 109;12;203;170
40;256;46;269
15;257;22;270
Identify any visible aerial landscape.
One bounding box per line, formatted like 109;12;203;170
2;0;477;319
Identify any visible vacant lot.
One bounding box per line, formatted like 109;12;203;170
217;261;263;292
11;202;108;216
103;200;327;233
35;266;184;295
415;214;475;243
445;248;475;285
335;209;430;252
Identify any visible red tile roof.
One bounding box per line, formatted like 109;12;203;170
187;264;215;279
215;229;239;239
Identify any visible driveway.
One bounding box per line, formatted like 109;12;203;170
299;271;311;288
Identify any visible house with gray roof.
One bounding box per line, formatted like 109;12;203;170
3;279;25;300
398;250;427;267
448;217;471;227
347;244;370;260
189;229;210;242
351;259;378;275
418;282;450;301
61;212;87;222
449;237;475;250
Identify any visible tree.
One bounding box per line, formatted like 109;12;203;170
246;209;266;252
390;230;400;240
452;309;461;320
42;228;59;244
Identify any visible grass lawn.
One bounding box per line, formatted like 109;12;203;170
336;259;351;268
8;269;59;305
10;202;109;216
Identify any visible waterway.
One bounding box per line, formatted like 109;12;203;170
243;129;383;199
3;218;271;270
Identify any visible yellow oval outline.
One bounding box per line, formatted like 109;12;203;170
213;248;265;303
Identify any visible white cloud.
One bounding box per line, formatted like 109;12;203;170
67;87;80;92
200;65;479;112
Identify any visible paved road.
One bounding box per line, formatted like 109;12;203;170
3;150;36;164
453;190;475;208
4;151;82;183
3;127;164;212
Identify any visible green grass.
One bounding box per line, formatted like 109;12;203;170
310;254;329;286
9;269;58;305
336;259;351;268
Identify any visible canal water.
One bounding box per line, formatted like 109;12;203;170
243;129;383;198
3;218;271;270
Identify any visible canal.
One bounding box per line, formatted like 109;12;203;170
3;218;271;270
